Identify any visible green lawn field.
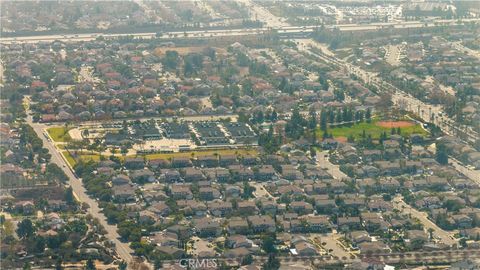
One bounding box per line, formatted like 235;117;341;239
47;127;72;142
62;148;258;167
318;120;428;140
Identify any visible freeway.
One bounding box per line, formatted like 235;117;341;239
23;98;135;267
1;18;479;44
238;0;479;145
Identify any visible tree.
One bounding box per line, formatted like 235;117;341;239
46;163;68;183
203;47;216;60
242;181;255;199
65;187;75;205
459;238;467;248
278;77;287;91
242;254;253;265
33;236;46;253
380;131;388;144
120;145;129;156
55;258;63;270
85;258;96;270
153;259;162;270
262;253;280;270
320;110;327;131
308;108;317;130
285;107;306;139
17;218;35;239
310;146;317;158
365;108;372;122
119;261;127;270
82;129;90;139
410;238;425;250
262;234;276;254
427;228;434;240
163;51;179;70
153;258;163;270
435;142;448;165
270;110;278;122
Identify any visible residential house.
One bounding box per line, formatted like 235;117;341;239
255;165;276;181
228;217;250;234
304;215;331;232
248;215;276;233
112;185;136;203
226;235;253;249
124;157;144;169
199;187;221;201
156;246;185;259
348;231;371;245
208;201;233;216
289;201;314;214
170;185;193;200
337;217;362;231
195;217;222;237
183;167;205;182
164;169;181;183
295;241;317;256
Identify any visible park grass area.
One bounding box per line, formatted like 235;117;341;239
319;120;428;141
62;148;258;167
63;151;101;167
47;127;72;142
140;148;258;160
63;151;77;167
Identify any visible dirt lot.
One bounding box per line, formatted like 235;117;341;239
376;121;415;128
334;136;348;143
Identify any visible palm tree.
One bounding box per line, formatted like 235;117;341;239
428;228;434;240
82;129;90;139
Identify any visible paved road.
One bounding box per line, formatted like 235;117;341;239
0;60;4;86
24;98;134;267
295;36;479;145
384;44;404;66
251;182;273;199
393;196;457;247
160;248;480;267
450;158;480;184
236;0;289;28
311;233;351;258
316;151;349;180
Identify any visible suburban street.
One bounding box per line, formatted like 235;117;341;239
393;196;457;247
159;248;480;268
311;232;352;259
3;2;479;268
316;151;349;180
450;158;480;184
23;98;135;267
